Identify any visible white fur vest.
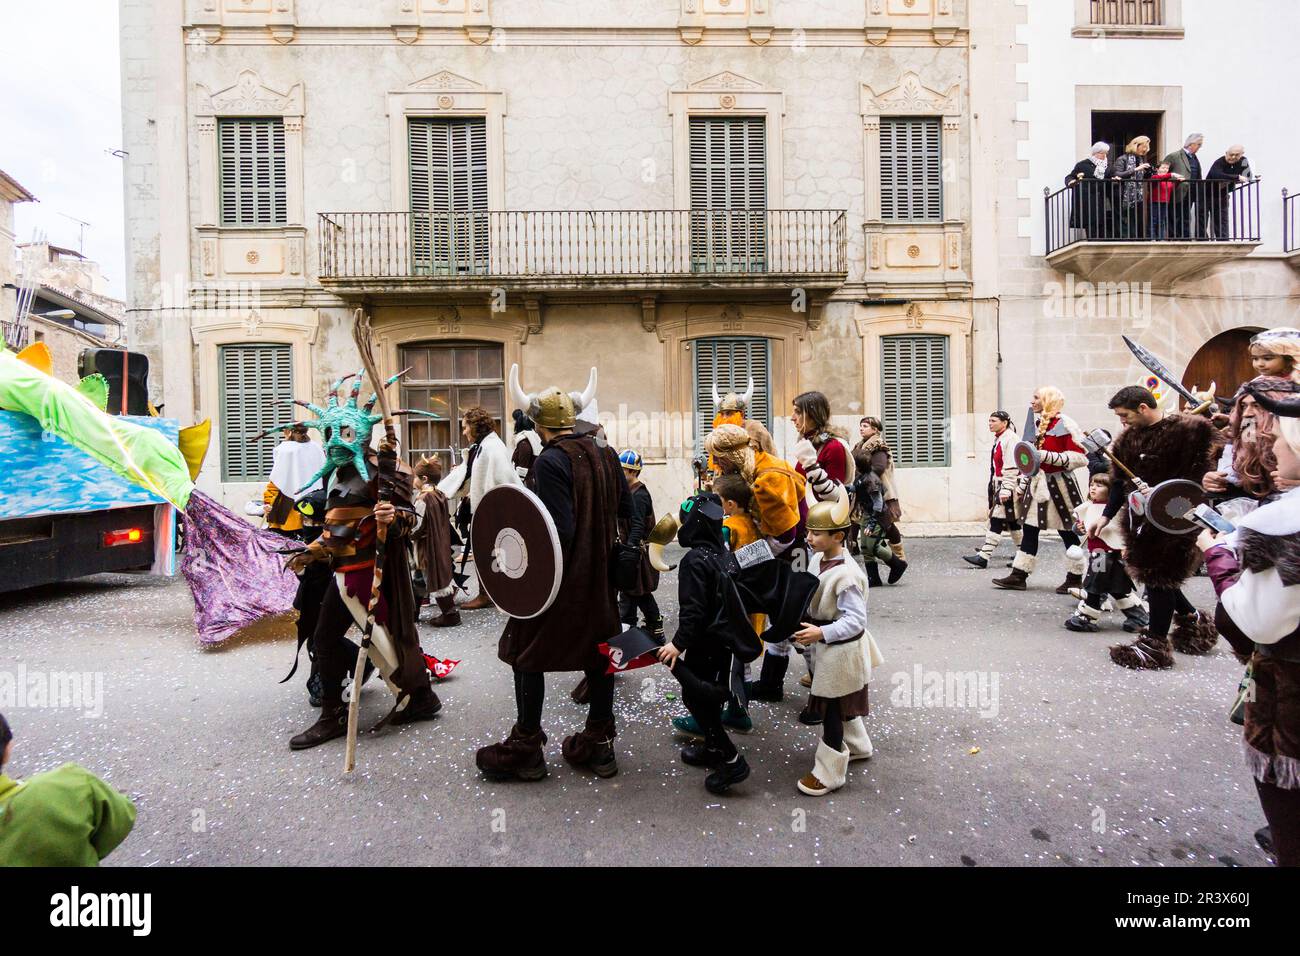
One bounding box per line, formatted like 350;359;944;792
436;430;520;511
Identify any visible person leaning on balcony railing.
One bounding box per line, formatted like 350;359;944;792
1206;145;1255;241
1111;136;1154;240
1066;142;1114;240
1162;133;1206;239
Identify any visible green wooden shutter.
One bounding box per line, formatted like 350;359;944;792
409;117;488;274
693;336;770;453
220;343;294;481
689;116;767;272
880;118;942;222
218;118;287;226
880;334;949;467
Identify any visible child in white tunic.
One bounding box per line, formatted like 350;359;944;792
794;492;884;796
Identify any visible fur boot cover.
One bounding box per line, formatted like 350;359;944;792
797;739;850;795
1109;633;1175;670
1170;609;1220;656
842;717;874;761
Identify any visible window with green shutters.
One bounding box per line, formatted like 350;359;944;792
689;116;767;272
880;334;949;468
880;117;943;222
408;117;489;275
218;118;287;226
219;343;294;481
693;336;770;453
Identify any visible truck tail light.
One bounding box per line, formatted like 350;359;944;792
103;528;149;548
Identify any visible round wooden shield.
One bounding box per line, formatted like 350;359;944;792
1012;440;1041;477
1143;479;1207;536
470;484;563;619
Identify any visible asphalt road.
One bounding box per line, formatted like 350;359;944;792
0;536;1270;867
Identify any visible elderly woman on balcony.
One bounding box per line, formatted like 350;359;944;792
1066;142;1114;240
1111;136;1154;239
1206;145;1255;240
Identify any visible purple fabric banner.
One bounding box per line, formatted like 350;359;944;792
180;490;300;644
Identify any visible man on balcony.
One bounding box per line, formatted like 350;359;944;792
1163;133;1205;239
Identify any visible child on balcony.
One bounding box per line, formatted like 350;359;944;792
1148;161;1185;240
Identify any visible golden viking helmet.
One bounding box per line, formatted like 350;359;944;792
508;364;597;430
647;512;682;572
712;375;754;414
805;485;853;532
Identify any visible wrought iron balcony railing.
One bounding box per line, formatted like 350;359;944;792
1045;178;1262;254
317;209;848;282
1090;0;1164;26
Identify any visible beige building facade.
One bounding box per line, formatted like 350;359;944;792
121;0;992;523
117;2;1300;526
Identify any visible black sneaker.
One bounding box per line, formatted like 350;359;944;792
680;743;726;768
963;554;989;569
705;755;750;794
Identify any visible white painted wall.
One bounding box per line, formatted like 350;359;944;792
1023;0;1300;255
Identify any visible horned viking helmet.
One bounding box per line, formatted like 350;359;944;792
508;364;598;430
805;485;853;533
713;375;754;414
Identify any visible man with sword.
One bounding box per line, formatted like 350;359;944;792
1094;368;1219;669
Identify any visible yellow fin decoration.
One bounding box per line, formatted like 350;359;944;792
178;419;212;481
16;342;53;376
75;373;109;412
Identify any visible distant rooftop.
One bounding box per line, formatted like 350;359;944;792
0;169;37;204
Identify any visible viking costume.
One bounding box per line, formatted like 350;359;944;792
616;449;663;641
476;367;634;782
993;393;1088;592
1216;377;1300;504
438;422;520;610
853;430;907;576
1063;498;1147;634
1205;485;1300;865
414;461;459;628
707;378;753;474
709;423;810;704
965;414;1023;569
797;493;882;797
1105;413;1218;670
511;409;542;480
281;372;444;750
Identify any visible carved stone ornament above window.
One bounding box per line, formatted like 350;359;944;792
862;72;959;117
187;0;297;44
196;69;304;116
679;0;774;46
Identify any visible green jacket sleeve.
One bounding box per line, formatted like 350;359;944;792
87;770;137;861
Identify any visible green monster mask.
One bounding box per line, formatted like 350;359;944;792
257;368;441;494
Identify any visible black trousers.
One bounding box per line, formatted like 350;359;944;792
990;515;1020;534
822;698;844;752
513;667;614;733
618;591;661;628
674;646;737;760
312;577;370;706
1019;523;1080;556
1147;586;1195;640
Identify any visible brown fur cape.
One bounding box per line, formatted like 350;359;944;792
1110;414;1215;590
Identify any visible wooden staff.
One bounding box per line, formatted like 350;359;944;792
344;307;399;774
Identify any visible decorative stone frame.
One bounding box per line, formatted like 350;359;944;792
187;0;297;44
194;70;307;288
864;0;961;47
191;306;318;488
386;71;507;214
668;72;785;211
1071;0;1184;39
657;303;809;454
1074;84;1182;160
391;0;493;45
861;73;968;297
678;1;774;46
856;301;975;465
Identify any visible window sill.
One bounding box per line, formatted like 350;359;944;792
195;225;307;283
1071;24;1184;39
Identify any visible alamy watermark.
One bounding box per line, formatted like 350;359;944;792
0;665;104;718
889;665;999;719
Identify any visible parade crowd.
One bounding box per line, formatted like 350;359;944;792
3;330;1300;868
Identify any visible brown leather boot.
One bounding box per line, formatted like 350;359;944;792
476;724;548;781
1055;573;1084;595
389;685;442;726
460;590;495;611
562;718;618;778
431;594;461;627
992;568;1028;591
289;702;348;750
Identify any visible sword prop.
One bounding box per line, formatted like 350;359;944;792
1122;336;1220;416
344;308;399;774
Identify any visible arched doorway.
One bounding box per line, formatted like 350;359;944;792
1181;327;1263;402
